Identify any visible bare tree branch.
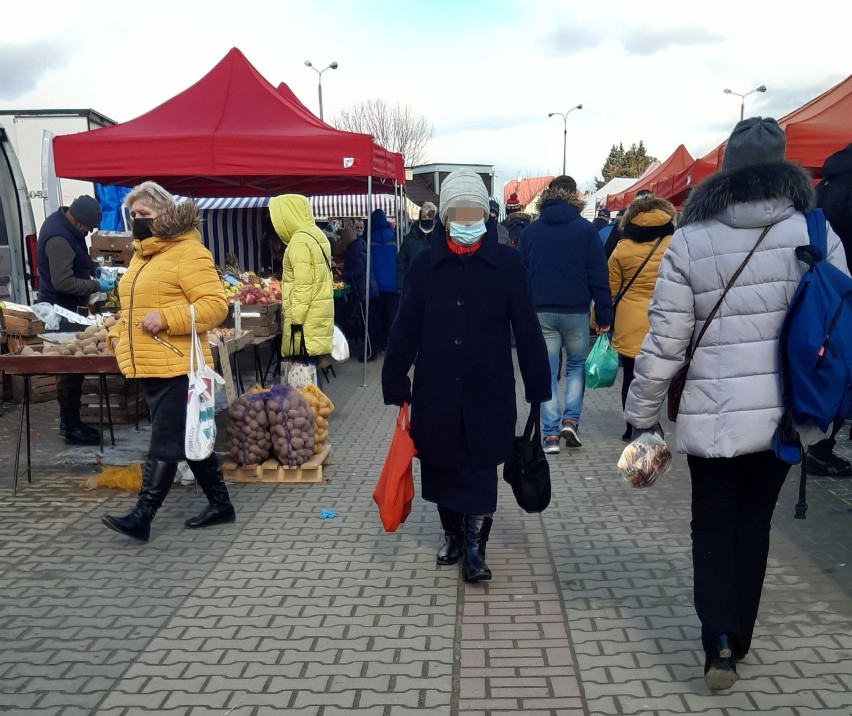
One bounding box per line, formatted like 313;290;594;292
333;99;433;167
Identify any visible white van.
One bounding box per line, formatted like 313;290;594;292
0;127;36;304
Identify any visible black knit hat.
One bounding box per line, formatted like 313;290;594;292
722;117;786;172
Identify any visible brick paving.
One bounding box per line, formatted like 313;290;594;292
0;354;850;715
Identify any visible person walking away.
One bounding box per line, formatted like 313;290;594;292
607;194;676;440
370;208;399;353
102;182;234;542
605;189;652;259
502;192;531;248
518;175;612;454
804;143;852;477
490;200;511;245
37;195;115;446
592;208;610;232
339;226;380;360
382;168;550;583
624;118;849;690
268;195;334;376
397;202;437;289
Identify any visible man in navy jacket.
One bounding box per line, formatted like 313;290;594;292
519;176;612;453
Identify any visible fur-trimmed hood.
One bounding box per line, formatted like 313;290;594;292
538;187;586;213
680;161;815;227
150;201;202;239
619;195;677;229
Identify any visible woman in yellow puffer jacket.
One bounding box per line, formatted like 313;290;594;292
608;195;677;440
268;195;333;362
102;181;233;543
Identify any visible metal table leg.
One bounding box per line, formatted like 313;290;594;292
101;375;115;446
13;376;31;496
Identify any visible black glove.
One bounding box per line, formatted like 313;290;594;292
631;423;663;441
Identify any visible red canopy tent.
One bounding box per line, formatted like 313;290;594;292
604;145;694;211
53;48;404;197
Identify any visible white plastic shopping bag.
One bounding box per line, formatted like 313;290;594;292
185;305;225;461
332;324;350;362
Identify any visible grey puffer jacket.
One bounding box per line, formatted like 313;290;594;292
625;162;849;458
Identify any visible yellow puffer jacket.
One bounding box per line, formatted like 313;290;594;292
608;198;676;358
108;202;228;378
269;195;333;357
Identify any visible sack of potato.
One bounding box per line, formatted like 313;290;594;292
266;383;316;468
298;384;335;453
226;389;272;466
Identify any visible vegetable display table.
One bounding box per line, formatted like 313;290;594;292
0;355;122;495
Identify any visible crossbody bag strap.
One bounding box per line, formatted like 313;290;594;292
688;223;774;358
308;233;333;273
613;235;666;308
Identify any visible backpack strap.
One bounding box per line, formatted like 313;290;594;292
805;208;827;260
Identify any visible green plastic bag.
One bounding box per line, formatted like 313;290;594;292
584;334;618;389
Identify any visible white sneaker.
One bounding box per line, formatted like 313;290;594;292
543;436;561;454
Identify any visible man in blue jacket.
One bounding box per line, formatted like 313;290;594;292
518;175;612;453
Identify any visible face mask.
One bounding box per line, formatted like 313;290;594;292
132;217;155;240
419;220;434;233
448;220;486;246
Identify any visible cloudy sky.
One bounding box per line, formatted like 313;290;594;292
1;0;848;193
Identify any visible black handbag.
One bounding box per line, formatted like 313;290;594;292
503;404;551;513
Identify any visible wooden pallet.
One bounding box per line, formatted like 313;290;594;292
223;444;331;484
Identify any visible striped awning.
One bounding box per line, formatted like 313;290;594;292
182;193;420;220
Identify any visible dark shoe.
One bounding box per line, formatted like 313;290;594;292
622;423;632;442
478;515;493;560
804;451;852;478
102;458;176;541
185;455;236;529
436;506;463;565
64;425;101;446
60;420;99;438
561;420;582;448
463;514;492;583
704;634;739;691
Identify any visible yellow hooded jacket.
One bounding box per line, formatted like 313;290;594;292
608;198;675;358
269;195;333;357
108;203;228;378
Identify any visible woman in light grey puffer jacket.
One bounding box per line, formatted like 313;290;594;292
625;118;848;692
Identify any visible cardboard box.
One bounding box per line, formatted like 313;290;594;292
90;232;133;252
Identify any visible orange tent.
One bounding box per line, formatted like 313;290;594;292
604;145;694;211
504;176;553;208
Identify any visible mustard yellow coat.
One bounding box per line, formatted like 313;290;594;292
608;209;672;358
108;228;227;379
269;195;333;357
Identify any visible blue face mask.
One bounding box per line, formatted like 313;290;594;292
448;220;486;246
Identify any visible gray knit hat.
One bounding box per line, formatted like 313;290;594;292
439;169;489;224
68;195;102;229
722;117;786;172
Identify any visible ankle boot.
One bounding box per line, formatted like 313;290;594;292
463;514;493;583
704;633;738;691
622;422;632;442
436;506;463;565
184;454;236;529
102;458;177;542
478;515;493;560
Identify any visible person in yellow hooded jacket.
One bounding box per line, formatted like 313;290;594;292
268;195;334;366
608;194;677;440
102;181;234;543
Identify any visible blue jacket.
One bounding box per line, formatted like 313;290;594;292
382;220;551;481
342;237;378;302
370;209;398;293
518;199;613;328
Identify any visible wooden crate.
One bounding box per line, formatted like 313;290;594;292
89;246;135;267
11;375;57;404
5;334;44;353
79;376;148;425
90;232;133;252
223;302;281;338
1;315;45;336
223;444;331;484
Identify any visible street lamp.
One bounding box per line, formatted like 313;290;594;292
547;104;583;176
304;60;339;121
723;85;766;121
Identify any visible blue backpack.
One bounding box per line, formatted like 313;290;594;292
776;208;852;518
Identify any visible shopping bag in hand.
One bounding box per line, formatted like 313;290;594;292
584;334;619;389
185;305;225;461
281;327;318;388
373;403;417;532
503;404;551;513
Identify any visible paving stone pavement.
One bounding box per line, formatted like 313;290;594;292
0;355;850;715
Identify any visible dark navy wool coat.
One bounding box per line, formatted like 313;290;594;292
382;221;551;479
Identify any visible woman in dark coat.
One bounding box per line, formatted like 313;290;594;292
382;169;550;583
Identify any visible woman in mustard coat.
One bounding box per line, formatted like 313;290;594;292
102;182;233;542
607;195;676;439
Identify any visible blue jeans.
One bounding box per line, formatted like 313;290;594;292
537;311;590;437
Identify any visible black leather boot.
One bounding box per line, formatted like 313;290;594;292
436;506;463;565
622;423;632;442
478;515;493;560
704;633;738;691
463;514;493;583
102;458;177;542
185;455;236;529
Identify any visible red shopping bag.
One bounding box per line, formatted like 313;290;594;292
373;403;417;532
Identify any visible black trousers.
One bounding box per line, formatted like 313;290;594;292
143;375;190;462
374;291;400;352
56;374;85;426
808;418;846;455
620;355;635;410
687;451;790;655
